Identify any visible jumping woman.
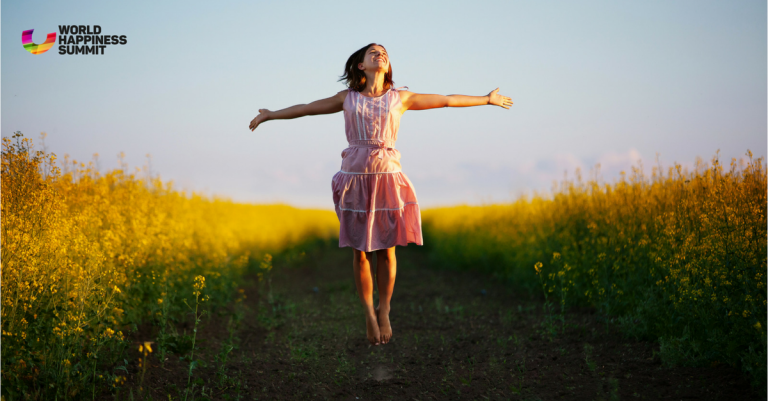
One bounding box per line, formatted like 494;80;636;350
248;43;512;346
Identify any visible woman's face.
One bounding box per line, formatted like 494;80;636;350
358;45;389;72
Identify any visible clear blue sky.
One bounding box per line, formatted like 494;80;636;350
3;0;765;208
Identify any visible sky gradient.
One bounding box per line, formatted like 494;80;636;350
3;0;766;208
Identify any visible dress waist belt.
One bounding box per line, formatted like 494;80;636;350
348;139;396;159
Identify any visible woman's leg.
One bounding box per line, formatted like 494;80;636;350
352;249;380;345
375;246;396;344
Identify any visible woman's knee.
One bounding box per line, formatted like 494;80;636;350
353;249;373;263
376;247;396;263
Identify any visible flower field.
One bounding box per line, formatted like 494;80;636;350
423;151;767;388
3;130;766;398
1;132;339;399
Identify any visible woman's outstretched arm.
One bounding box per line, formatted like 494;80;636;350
249;90;347;131
400;88;512;113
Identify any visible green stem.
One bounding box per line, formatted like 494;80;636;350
91;354;98;401
184;295;200;401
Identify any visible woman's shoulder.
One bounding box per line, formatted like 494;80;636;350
395;87;413;103
393;86;410;100
335;89;350;108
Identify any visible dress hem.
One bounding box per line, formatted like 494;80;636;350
338;239;424;253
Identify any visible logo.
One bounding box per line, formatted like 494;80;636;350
21;26;127;55
22;29;56;55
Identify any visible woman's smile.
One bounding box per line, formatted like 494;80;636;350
368;46;388;65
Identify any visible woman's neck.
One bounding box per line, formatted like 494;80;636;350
362;72;388;95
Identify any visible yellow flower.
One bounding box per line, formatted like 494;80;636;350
754;322;762;330
193;275;206;291
534;262;543;274
143;341;153;353
260;254;273;271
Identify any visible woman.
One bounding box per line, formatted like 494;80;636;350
249;43;512;346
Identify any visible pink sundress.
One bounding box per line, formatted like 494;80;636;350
331;86;423;252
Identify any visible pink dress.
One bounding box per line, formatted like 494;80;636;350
331;86;424;252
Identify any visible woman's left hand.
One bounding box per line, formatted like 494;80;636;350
488;88;513;109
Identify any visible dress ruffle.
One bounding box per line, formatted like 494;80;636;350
332;170;423;252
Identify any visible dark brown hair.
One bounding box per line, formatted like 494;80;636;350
338;43;394;92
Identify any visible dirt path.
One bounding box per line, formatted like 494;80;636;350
116;243;759;400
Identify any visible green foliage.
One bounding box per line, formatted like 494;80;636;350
423;152;767;392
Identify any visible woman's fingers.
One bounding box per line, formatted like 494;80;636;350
494;92;513;109
249;109;270;131
250;117;261;131
488;88;514;108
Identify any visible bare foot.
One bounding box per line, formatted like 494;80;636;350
365;312;381;345
376;306;392;344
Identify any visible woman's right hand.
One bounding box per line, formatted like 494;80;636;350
249;109;271;131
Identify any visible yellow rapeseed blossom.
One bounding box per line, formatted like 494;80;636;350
1;132;339;397
260;254;273;271
194;275;206;290
423;150;766;385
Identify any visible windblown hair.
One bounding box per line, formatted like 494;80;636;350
338;43;394;92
